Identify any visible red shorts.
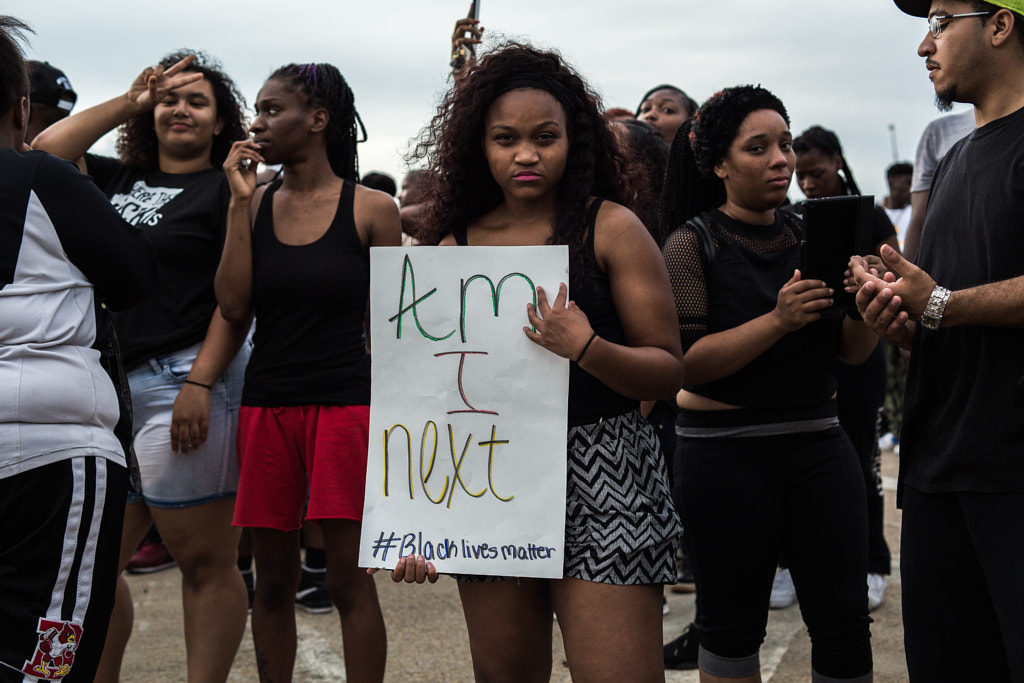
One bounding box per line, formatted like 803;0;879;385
234;405;370;531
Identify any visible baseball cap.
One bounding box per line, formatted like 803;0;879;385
28;61;77;112
895;0;1024;16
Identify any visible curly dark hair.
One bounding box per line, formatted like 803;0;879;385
0;15;31;119
659;85;789;234
116;50;247;172
410;41;634;280
793;125;861;195
616;118;670;246
267;63;363;181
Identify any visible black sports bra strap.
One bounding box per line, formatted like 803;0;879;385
453;224;469;246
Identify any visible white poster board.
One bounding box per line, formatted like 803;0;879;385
359;246;569;578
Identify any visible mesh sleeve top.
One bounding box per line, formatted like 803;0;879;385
662;209;844;410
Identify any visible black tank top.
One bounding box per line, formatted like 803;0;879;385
243;179;370;406
454;199;638;425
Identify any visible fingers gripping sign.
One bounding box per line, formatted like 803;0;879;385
450;1;483;77
773;269;834;332
451;16;483;53
523;283;596;361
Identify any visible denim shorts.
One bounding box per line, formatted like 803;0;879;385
125;341;249;508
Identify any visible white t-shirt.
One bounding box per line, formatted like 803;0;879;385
884;205;913;246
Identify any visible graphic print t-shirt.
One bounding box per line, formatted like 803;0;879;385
86;155;230;368
110;181;186;228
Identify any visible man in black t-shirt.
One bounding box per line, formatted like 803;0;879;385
853;1;1024;680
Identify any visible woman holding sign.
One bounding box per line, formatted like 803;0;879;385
217;63;401;683
658;86;876;681
398;43;683;682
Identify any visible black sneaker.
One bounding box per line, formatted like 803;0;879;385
664;622;700;670
295;566;332;614
241;569;254;614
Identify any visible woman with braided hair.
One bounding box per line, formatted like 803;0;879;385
393;42;683;682
659;86;876;682
217;62;400;683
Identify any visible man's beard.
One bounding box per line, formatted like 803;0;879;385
935;85;956;112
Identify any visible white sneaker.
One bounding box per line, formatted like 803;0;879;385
867;573;888;611
770;568;796;609
878;432;898;451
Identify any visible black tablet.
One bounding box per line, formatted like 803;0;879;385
800;195;875;311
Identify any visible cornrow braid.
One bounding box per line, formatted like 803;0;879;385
659;85;788;233
792;125;861;196
658;118;724;238
270;63;364;181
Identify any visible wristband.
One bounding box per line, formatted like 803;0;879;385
183;379;212;390
920;285;951;331
575;332;598;363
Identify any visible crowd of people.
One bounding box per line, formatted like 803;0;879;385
2;0;1023;681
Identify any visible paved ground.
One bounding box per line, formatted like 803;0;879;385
119;447;906;682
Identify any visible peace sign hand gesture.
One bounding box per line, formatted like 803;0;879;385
126;53;203;113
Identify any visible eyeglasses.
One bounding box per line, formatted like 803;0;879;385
928;12;992;38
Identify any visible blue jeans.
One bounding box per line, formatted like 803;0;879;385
126;341;248;507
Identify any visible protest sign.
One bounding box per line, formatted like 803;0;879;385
359;246;569;578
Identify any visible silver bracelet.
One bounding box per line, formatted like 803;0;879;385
921;285;951;331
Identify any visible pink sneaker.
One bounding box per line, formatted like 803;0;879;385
126;541;177;574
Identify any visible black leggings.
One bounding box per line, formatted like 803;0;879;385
679;426;872;679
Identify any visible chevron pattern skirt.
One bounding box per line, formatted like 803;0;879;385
563;409;682;584
456;410;682;584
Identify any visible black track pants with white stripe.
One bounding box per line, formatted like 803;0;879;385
0;457;128;683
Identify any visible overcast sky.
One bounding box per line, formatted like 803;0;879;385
9;0;970;201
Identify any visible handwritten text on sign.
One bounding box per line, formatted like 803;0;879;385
359;246;569;578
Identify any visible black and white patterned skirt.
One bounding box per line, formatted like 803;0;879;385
563;409;681;584
458;410;681;585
